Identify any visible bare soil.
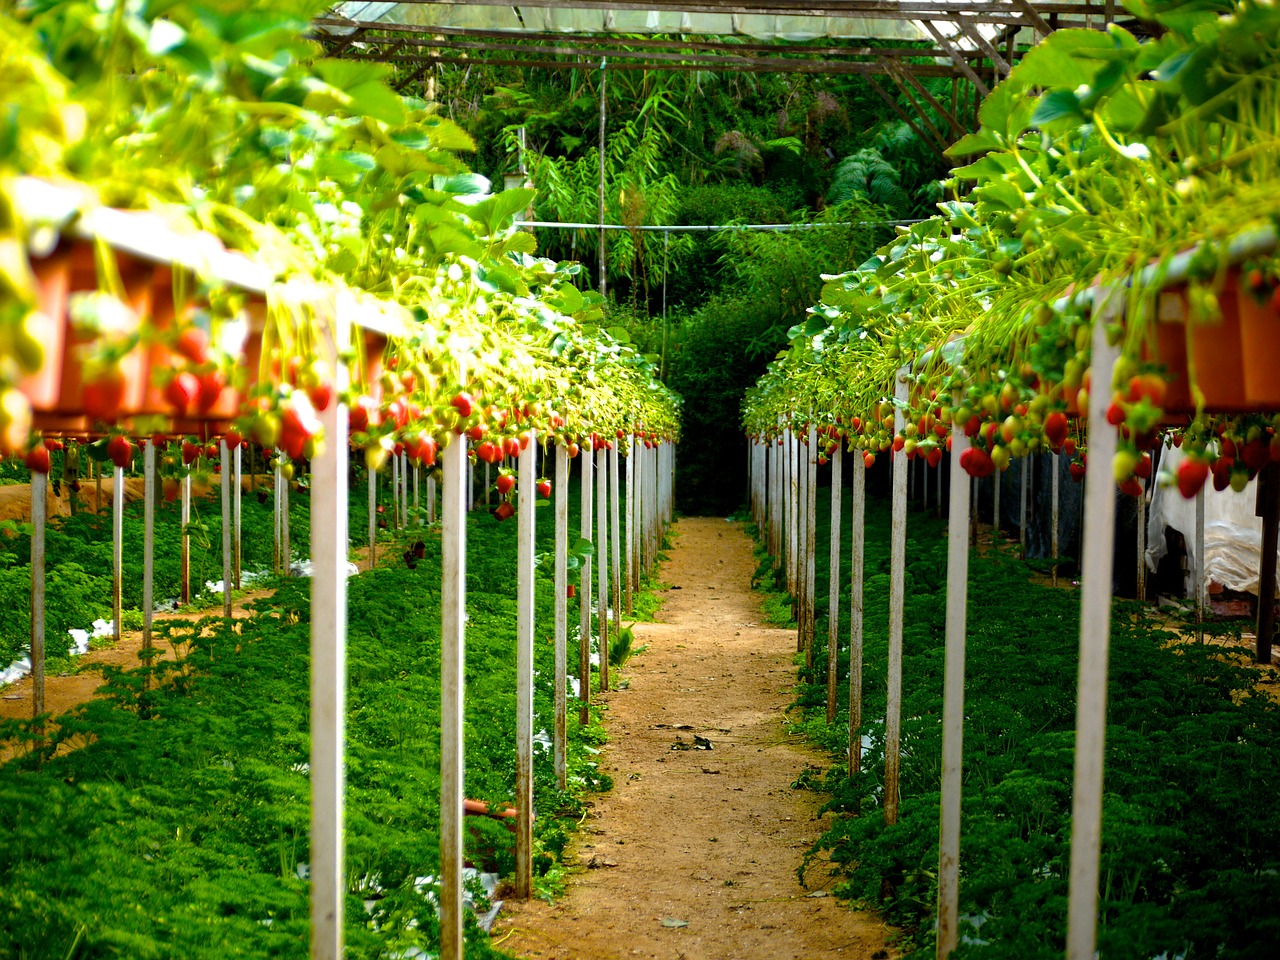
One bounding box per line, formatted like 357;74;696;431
494;517;897;960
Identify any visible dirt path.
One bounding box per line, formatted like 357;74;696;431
494;517;897;960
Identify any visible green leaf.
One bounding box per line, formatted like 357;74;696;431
147;19;187;56
314;59;394;91
435;173;491;197
1031;89;1086;128
945;129;1002;158
348;81;405;126
1008;29;1120;90
605;326;631;344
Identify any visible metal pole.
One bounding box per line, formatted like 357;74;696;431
30;468;46;719
1137;476;1148;601
554;444;569;790
827;444;843;724
310;305;350;960
579;446;594;725
515;434;536;899
787;430;799;598
885;366;910;826
439;433;468;960
849;451;866;775
936;421;972;959
631;437;642;592
413;464;420;524
597;446;610;691
1066;293;1122;960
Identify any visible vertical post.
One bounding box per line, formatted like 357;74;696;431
275;454;284;573
143;440;155;684
234;442;242;589
625;441;635;612
515;434;536;899
439;431;468;960
885;366;910;826
428;473;437;525
936;421;972;959
849;451;866;775
610;443;622;652
367;467;377;570
992;470;1001;537
1255;462;1279;665
310;304;350;960
1052;453;1061;587
579;446;594;726
222;440;233;619
1137;476;1148;601
413;464;420;524
598;59;608;298
282;467;291;576
1066;293;1122;960
1020;457;1029;557
181;473;191;605
826;444;843;724
805;424;818;667
787;430;799;598
597;445;610;691
631;437;642;591
392;451;400;530
113;462;124;645
30;468;46;719
554;444;569;790
1195;487;1206;642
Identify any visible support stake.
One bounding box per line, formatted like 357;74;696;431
885;366;909;826
515;434;536;899
554;444;569;790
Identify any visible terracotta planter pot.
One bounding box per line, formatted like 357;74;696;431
1152;274;1248;415
1238;280;1280;408
21;245;76;410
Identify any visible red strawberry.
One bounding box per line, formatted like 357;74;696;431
451;392;474;419
1118;477;1143;497
82;370;127;422
1044;411;1070;448
567;442;580;459
107;435;133;469
1126;374;1167;408
24;445;51;474
43;437;64;451
204;443;219;460
1106;399;1127;426
495;473;516;496
196;369;226;413
175;327;210;365
1063;437;1077;456
1069;462;1086;482
163;478;181;502
417;436;438;467
925;447;943;468
280;392;322;460
467;425;485;442
1176;459;1209;499
1211;458;1232;491
537;478;552;498
477;441;501;464
349;395;377;434
182;441;201;465
224;429;243;451
960;447;994;478
165;371;200;413
1241;439;1269;472
1134;453;1152;480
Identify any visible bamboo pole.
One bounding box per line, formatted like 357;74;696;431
554;444;569;790
439;433;468;960
310;308;350;960
1065;294;1122;960
515;434;536;899
30;468;46;719
597;446;610;692
885;365;909;826
849;451;866;776
936;421;972;959
827;444;843;724
579;446;594;726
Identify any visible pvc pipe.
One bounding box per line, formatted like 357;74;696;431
885;365;910;826
936;423;972;959
1066;293;1123;960
30;470;45;718
392;452;400;530
849;452;866;775
428;473;437;525
310;309;350;960
439;433;468;960
554;444;569;790
827;444;843;724
579;446;593;725
597;446;609;692
515;434;536;899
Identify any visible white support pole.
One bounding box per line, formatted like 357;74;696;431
143;440;155;678
467;453;475;513
113;463;124;645
413;464;420;524
787;430;799;597
1137;476;1147;601
515;434;536;900
631;437;642;592
805;424;818;666
1066;294;1123;960
401;451;409;530
222;440;233;619
827;444;843;724
771;438;781;565
992;470;1001;537
579;446;594;724
234;443;242;589
367;467;377;570
885;366;910;826
428;473;437;525
310;306;350;960
554;444;569;790
1052;453;1061;586
282;467;291;575
181;473;191;605
485;461;491;508
439;433;468;960
936;422;972;959
597;446;610;692
1195;487;1206;642
609;443;622;654
275;454;284;574
624;441;635;611
849;452;866;775
392;451;400;530
30;469;46;719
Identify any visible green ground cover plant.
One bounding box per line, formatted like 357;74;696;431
0;465;629;958
769;485;1280;958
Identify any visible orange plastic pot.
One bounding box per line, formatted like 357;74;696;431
1239;280;1280;408
1151;274;1248;415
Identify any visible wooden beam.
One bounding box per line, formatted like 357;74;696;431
1010;0;1055;39
867;76;949;161
922;20;991;97
880;57;955;149
957;20;1012;77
